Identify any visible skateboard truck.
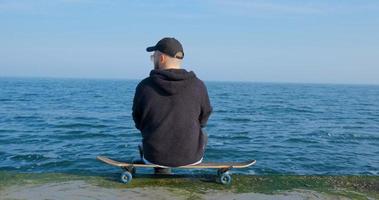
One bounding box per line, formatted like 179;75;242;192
120;162;137;184
217;166;233;185
217;166;233;174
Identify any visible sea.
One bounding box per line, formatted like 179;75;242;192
0;77;378;175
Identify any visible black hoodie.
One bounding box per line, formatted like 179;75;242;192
132;68;212;167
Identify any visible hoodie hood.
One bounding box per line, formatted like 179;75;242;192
149;69;196;95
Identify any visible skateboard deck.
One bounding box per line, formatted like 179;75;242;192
97;156;256;185
97;156;256;169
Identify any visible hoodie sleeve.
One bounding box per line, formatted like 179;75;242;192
199;82;212;128
132;83;143;130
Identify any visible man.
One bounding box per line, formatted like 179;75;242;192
132;37;212;174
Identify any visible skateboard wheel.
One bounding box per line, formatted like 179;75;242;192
121;171;133;184
219;172;232;185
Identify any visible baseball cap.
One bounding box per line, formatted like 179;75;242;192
146;37;184;59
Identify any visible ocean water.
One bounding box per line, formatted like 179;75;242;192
0;77;378;175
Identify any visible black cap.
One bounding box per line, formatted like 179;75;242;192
146;37;184;59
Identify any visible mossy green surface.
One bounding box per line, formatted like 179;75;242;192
0;171;378;199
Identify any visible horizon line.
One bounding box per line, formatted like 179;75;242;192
1;75;378;87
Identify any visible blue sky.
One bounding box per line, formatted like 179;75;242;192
1;0;378;84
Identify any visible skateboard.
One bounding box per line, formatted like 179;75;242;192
97;156;256;185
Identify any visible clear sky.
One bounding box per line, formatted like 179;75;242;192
1;0;378;84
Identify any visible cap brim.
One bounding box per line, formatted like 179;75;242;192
146;46;156;52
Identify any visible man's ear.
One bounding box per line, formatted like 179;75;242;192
159;54;166;63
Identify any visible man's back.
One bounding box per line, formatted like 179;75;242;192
132;68;212;167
